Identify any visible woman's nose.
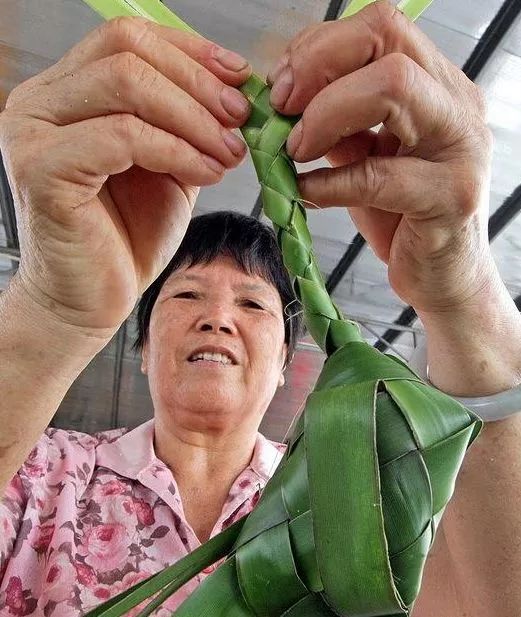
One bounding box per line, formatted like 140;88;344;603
198;320;234;335
195;310;237;335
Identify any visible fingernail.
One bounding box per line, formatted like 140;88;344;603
270;66;294;109
203;154;225;174
223;129;246;157
286;121;303;158
220;87;250;120
267;52;289;85
213;47;249;72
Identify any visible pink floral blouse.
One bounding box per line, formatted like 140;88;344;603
0;419;285;616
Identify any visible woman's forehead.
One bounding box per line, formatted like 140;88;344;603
163;257;279;297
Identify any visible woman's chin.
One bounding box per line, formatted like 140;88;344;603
164;389;245;422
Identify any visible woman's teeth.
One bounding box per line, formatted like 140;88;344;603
189;352;233;365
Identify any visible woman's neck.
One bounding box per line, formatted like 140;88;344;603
154;418;257;483
153;415;258;542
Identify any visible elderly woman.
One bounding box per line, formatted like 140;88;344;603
0;209;302;615
1;4;521;617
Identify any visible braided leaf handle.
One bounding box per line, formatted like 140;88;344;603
240;75;363;354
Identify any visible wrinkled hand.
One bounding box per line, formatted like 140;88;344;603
268;1;497;316
0;17;250;332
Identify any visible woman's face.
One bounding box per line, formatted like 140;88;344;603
141;255;288;435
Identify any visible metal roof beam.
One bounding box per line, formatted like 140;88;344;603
462;0;521;81
0;246;20;261
324;0;348;21
489;184;521;240
0;153;19;272
250;192;263;219
110;321;127;430
326;233;365;293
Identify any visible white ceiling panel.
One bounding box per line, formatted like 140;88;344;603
416;17;476;66
419;0;504;39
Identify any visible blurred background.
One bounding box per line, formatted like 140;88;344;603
1;0;520;440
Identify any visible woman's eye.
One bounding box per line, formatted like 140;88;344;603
242;299;264;310
174;291;198;299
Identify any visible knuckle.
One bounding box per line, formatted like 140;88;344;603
110;113;141;140
295;22;323;51
102;16;150;51
110;50;140;78
365;0;397;24
287;23;321;69
382;53;416;100
362;1;406;49
361;158;386;201
200;40;220;65
5;82;30;110
188;64;210;96
311;169;331;197
110;51;156;92
5;86;19;109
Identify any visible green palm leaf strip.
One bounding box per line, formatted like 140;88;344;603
341;0;434;20
81;0;482;615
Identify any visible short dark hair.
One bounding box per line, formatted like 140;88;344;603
133;211;304;367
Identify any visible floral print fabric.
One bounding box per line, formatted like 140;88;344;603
0;420;285;616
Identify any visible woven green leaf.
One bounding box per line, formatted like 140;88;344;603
80;1;483;616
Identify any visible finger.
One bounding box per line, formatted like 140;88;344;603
28;53;247;169
44;17;250;85
286;53;454;162
105;168;198;287
297;157;454;220
324;131;378;168
11;17;251;128
33;114;228;208
270;1;477;115
313;131;402;263
144;22;252;87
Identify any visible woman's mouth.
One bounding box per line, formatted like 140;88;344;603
188;351;234;365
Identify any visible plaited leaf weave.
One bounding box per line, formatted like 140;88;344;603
80;1;483;616
240;75;363;355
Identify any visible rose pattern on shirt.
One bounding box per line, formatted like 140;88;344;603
0;420;285;616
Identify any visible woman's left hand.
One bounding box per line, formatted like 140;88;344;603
267;1;499;317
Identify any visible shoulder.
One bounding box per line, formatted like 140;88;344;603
17;425;129;492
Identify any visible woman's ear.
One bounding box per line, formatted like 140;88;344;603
278;342;288;387
141;341;149;375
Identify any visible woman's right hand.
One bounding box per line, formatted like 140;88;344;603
0;17;251;334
